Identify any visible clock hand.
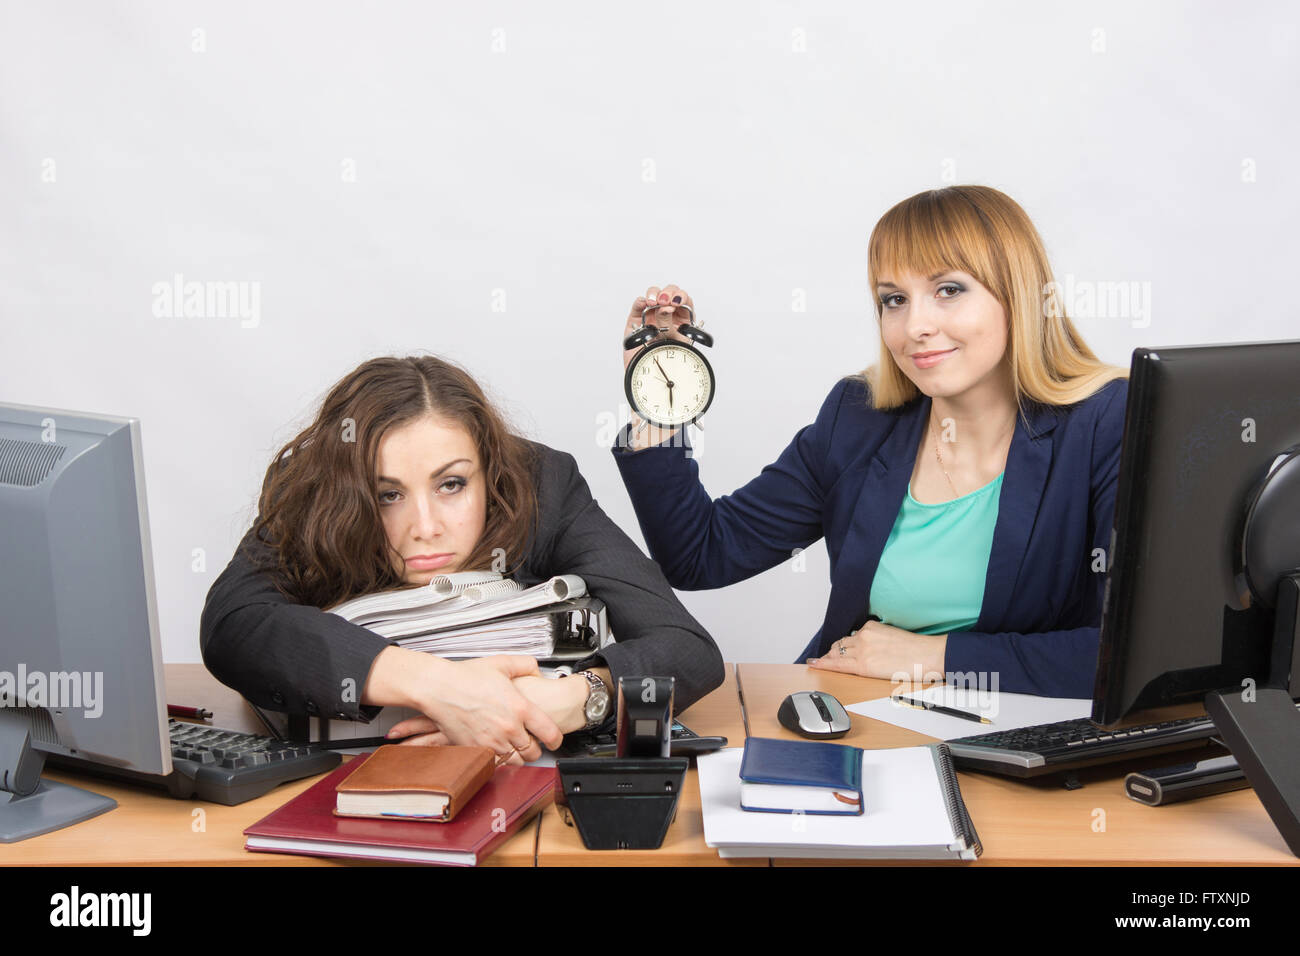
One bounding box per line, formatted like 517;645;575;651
653;357;675;388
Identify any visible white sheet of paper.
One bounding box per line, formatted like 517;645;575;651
847;685;1092;740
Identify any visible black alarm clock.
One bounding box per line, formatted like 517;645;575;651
622;303;715;430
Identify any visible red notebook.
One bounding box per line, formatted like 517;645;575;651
244;753;557;866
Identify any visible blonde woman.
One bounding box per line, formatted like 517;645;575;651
612;185;1127;697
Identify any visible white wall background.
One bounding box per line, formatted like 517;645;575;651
3;1;1296;665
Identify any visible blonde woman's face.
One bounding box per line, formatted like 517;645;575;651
876;269;1009;400
375;415;487;583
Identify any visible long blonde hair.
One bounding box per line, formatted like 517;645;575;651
864;185;1126;409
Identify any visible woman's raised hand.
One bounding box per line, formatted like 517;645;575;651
621;284;696;450
623;283;695;372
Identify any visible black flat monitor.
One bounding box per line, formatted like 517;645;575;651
1090;339;1300;854
1092;340;1300;723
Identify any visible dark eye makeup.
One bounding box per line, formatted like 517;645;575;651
879;282;964;309
378;476;467;505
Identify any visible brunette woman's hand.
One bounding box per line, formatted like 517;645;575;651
385;715;448;748
364;648;562;764
509;674;590;735
386;672;594;751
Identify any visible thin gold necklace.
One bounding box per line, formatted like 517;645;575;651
932;419;960;498
931;412;1016;499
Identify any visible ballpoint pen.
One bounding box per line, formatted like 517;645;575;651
891;695;992;724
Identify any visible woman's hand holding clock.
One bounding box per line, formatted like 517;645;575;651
622;283;711;450
622;284;695;373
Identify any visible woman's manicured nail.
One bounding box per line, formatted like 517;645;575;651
672;296;682;304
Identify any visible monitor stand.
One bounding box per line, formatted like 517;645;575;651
0;724;117;843
1205;572;1300;856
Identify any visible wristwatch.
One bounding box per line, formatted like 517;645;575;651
577;670;611;730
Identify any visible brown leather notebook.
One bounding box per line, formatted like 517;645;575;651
334;745;495;822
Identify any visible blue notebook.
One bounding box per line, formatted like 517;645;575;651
739;737;864;815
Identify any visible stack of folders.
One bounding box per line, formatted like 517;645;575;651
698;738;982;861
327;571;608;661
244;746;557;866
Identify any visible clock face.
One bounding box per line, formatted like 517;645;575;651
625;341;715;428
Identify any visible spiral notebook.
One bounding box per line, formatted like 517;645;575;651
697;743;982;861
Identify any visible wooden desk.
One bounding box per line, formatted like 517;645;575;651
1;664;536;867
7;663;1296;866
737;663;1299;866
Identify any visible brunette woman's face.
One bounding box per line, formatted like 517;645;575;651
876;269;1010;400
375;415;487;583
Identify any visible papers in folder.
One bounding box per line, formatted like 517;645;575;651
397;612;556;658
327;572;599;658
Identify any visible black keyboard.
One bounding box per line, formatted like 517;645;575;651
49;718;341;806
946;713;1221;777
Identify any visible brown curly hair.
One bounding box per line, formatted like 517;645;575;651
249;355;539;609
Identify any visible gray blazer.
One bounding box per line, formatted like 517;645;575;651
199;441;725;723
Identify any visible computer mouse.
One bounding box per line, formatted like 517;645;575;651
777;691;852;739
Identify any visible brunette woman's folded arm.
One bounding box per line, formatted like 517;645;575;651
200;524;564;754
529;446;725;714
200;523;393;721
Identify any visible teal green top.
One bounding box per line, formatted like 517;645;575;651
867;471;1004;635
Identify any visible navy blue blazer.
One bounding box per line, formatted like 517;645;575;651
611;375;1128;698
